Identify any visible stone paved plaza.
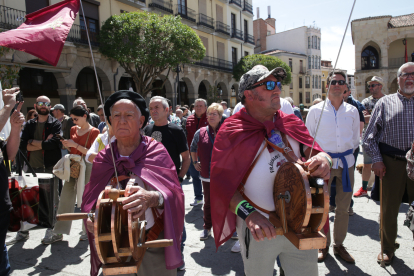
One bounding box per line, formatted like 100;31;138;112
7;150;414;275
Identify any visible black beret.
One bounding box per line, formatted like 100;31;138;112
104;90;149;126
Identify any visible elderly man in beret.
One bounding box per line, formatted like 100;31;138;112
210;65;332;276
81;91;184;276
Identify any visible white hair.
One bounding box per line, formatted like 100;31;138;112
284;97;294;106
149;96;169;109
398;62;414;78
109;99;141;117
195;98;207;107
73;97;85;107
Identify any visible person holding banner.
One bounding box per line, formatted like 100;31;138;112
0;87;25;275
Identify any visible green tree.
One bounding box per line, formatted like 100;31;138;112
99;12;205;98
233;54;291;86
0;47;20;89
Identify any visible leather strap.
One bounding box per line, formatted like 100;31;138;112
110;175;130;187
241;193;270;214
237;132;303;214
238;143;267;195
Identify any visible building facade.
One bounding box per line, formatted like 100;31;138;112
0;0;255;113
260;49;307;106
252;14;323;107
351;13;414;101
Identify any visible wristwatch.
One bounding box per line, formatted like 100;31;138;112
178;177;184;183
193;161;198;165
156;191;164;207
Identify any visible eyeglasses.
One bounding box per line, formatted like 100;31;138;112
398;72;414;78
330;80;346;86
249;81;282;91
367;84;381;88
36;101;51;107
207;113;219;117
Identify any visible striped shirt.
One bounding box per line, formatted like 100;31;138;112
363;91;414;163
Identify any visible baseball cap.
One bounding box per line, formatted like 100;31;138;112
51;104;65;111
238;65;287;98
367;76;384;86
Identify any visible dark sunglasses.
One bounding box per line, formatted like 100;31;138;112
249;81;282;91
36;101;51;107
330;80;346;86
367;84;381;88
398;72;414;78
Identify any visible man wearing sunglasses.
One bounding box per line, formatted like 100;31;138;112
363;62;414;265
210;65;332;276
8;96;62;245
306;71;360;264
354;77;385;198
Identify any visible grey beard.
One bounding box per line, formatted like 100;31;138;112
402;86;414;94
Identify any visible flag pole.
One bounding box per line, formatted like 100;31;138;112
78;0;121;188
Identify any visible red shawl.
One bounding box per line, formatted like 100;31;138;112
210;108;323;249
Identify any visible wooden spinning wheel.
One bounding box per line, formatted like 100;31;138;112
268;162;329;250
57;187;173;275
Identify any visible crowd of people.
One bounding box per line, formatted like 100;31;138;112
0;61;413;275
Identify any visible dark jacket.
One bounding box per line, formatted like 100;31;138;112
20;115;62;169
89;113;100;128
185;113;208;148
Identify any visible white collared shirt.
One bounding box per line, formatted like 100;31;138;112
305;99;360;169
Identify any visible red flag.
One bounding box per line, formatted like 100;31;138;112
0;0;80;66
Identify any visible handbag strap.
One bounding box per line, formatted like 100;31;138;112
81;129;92;158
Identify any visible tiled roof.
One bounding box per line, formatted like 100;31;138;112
388;13;414;28
352;15;391;23
260;49;307;57
351;13;414;29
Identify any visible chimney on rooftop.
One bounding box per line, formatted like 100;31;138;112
264;6;276;30
257;7;259;19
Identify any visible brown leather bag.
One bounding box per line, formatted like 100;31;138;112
69;130;91;179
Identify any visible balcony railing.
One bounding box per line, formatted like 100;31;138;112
299;66;306;74
116;0;146;8
389;57;405;68
305;84;310;89
229;0;242;8
194;56;233;73
0;5;26;30
243;1;253;14
215;21;230;36
197;14;214;30
175;4;196;23
244;34;254;45
231;28;243;41
148;0;173;14
67;24;100;47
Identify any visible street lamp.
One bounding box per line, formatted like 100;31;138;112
34;70;43;85
217;84;222;100
176;64;184;107
126;79;132;89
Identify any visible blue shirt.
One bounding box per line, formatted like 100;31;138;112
347;95;365;123
98;122;106;133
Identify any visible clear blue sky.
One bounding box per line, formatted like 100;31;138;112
252;0;414;74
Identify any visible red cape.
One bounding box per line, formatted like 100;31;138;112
210;108;324;249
